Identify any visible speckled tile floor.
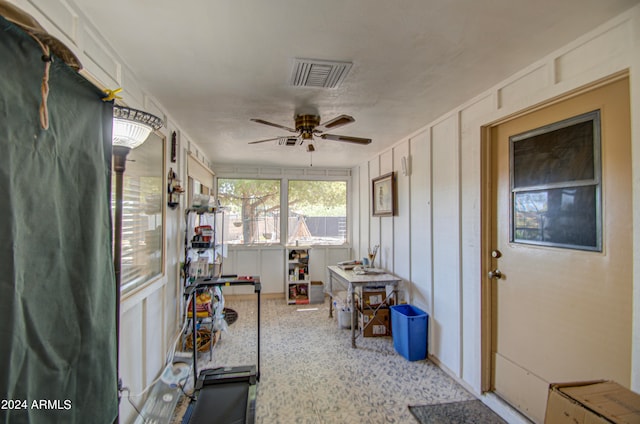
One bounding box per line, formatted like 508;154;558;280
173;297;475;424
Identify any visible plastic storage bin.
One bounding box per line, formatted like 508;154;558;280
310;281;324;303
390;304;428;361
337;309;352;329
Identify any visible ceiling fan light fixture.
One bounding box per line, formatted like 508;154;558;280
248;112;370;147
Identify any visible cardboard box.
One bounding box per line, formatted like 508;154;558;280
545;380;640;424
360;288;394;308
359;308;391;337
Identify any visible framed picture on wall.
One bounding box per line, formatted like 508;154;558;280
372;172;396;216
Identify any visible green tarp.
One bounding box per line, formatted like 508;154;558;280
0;16;117;423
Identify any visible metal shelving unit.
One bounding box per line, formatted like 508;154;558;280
182;207;225;358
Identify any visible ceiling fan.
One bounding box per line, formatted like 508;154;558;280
248;114;371;151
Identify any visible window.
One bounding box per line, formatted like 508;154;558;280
217;178;281;245
216;178;349;246
112;132;165;292
288;180;347;245
187;152;214;206
510;110;601;251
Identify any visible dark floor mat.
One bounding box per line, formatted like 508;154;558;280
409;400;507;424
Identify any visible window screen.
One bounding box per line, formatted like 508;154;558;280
510;110;601;251
217;178;281;245
288;180;347;246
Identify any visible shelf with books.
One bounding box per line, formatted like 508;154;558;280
286;247;310;304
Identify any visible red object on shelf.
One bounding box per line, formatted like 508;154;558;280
195;225;213;242
195;225;212;234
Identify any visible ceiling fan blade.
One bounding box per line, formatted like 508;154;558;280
319;114;355;131
320;133;372;145
248;136;284;144
250;118;297;133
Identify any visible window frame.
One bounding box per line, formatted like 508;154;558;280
509;110;602;251
286;178;349;246
115;131;166;294
217;177;282;246
215;175;351;247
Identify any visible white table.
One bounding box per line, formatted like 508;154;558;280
326;265;401;348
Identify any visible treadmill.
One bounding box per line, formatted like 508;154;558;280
182;275;261;424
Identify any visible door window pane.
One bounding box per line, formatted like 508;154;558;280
513;119;594;187
514;186;598;248
510;110;601;251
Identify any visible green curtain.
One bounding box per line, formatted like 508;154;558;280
0;16;117;424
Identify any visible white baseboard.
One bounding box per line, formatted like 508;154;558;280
428;354;532;424
481;393;533;424
224;293;285;301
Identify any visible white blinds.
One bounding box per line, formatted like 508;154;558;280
113;133;164;293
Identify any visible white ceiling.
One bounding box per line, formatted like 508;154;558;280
71;0;639;168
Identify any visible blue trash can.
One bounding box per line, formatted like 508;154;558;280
390;304;428;361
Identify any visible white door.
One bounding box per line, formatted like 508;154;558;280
489;76;632;422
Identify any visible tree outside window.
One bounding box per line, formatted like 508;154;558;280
218;179;280;244
217;178;347;246
288;180;346;246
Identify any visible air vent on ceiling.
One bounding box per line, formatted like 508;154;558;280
289;58;352;89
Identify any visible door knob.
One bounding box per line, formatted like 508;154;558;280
488;269;503;280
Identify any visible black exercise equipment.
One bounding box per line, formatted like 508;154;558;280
182;276;261;424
